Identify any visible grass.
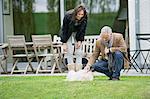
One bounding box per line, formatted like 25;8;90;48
0;76;150;99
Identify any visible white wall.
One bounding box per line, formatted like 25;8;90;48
128;0;136;50
3;0;14;42
60;0;64;26
139;0;150;65
140;0;150;33
129;0;150;66
0;0;4;43
129;0;150;50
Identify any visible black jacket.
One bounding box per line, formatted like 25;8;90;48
60;12;87;43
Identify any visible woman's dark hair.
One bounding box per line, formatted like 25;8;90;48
72;4;87;22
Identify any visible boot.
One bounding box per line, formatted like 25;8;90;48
67;64;75;71
75;64;82;72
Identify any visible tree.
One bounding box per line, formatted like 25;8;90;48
112;0;128;36
13;0;35;41
47;0;60;35
47;0;58;12
65;0;77;10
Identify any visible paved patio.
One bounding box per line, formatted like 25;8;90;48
0;62;150;76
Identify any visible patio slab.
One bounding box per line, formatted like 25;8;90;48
0;62;150;76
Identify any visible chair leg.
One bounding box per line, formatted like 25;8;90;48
0;64;6;72
24;58;34;74
29;63;34;72
11;59;19;74
51;57;62;74
51;62;56;74
146;65;150;73
24;63;29;74
38;58;44;70
0;62;6;73
56;58;62;73
36;58;44;74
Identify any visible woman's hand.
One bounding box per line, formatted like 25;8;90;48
75;41;82;49
63;43;68;52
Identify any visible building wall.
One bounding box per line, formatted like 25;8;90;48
128;0;136;50
3;0;14;42
129;0;150;66
2;1;150;49
129;0;150;49
0;0;4;43
139;0;150;64
140;0;150;33
2;0;14;63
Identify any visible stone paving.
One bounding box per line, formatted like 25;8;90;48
0;62;150;76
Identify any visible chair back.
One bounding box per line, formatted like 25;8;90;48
32;34;54;61
136;34;150;50
8;36;26;47
32;35;53;47
7;35;29;58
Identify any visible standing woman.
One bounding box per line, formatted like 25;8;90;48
60;4;88;72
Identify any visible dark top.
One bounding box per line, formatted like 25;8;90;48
60;11;87;43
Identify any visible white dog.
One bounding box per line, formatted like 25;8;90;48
66;70;93;81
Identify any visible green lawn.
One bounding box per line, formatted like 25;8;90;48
0;76;150;99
